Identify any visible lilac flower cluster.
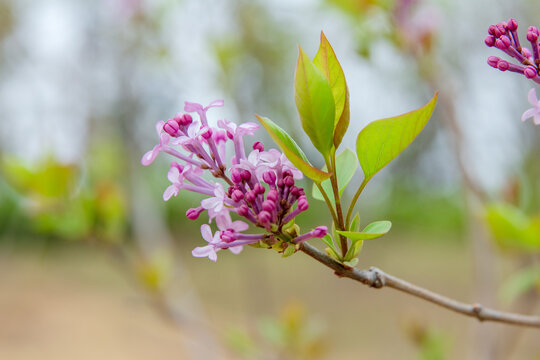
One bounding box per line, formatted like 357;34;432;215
141;100;327;261
485;19;540;83
485;19;540;125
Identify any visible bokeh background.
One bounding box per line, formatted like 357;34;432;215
1;0;540;359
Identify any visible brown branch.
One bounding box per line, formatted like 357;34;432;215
299;242;540;328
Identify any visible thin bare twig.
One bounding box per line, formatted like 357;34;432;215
299;242;540;328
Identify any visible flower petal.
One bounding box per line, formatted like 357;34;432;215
228;246;243;255
167;166;181;183
192;245;218;261
522;108;535;122
205;99;224;109
141;145;160;166
184;101;204;113
200;224;213;243
528;88;538;106
163;185;179;201
231;220;249;232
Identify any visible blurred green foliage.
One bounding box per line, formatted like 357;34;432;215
0;143;129;244
224;301;327;360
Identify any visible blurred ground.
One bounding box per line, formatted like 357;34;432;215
0;248;189;360
2;234;538;359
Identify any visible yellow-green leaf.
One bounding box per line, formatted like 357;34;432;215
356;93;438;182
295;46;335;157
313;31;350;147
256;115;331;182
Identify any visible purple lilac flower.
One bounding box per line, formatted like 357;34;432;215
521;88;540;125
484;18;540;84
141;100;328;261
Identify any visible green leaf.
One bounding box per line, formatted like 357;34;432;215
320;234;336;250
350;213;360;232
343;258;359;267
356;93;438;182
282;244;296;258
325;246;341;261
312;148;357;203
294;46;335;157
337;220;392;240
344;238;364;261
500;266;540;304
313;31;350;147
485;203;540;252
256;115;331;182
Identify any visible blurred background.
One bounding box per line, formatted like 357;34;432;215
1;0;540;359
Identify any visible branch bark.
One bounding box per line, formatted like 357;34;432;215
299;242;540;328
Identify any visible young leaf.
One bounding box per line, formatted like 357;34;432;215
356;93;438;182
313;31;350;147
344;239;364;261
350;213;360;232
295;46;335;157
320;234;339;255
256;115;331;182
312;148;357;203
337;220;392;240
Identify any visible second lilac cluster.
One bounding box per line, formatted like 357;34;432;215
485;18;540;84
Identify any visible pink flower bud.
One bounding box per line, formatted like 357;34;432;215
484;36;495;47
283;176;294;187
186;207;204;220
163;120;180;137
244;191;256;203
241;170;252;182
266;189;278;202
529;26;540;36
254;183;265;195
488;25;497;36
262;171;276;185
298;196;309;211
290;186;300;196
238;205;249;217
524;66;537;78
495;36;511;50
220;230;236;242
258;211;272;224
231;169;243;183
497;60;509;71
276;179;284;188
252;141;264;152
527;30;538;42
487;56;500;68
178;114;193;126
262;200;276;212
312;226;328;238
231;190;244;202
507;18;518;31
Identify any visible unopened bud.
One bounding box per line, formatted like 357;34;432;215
262;171;276;185
186;207;204;220
524;66;537;78
231;190;244;202
163;120;180;137
258;211;272;224
252;141;264;152
312;226;328;238
298;196;309;211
